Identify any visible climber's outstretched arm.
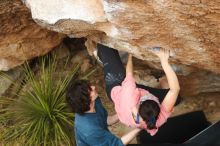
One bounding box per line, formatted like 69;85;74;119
153;48;180;112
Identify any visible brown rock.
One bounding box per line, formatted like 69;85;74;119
24;0;220;75
0;0;217;96
0;67;23;96
80;59;92;73
131;59;220;97
71;50;89;65
134;70;160;88
0;0;65;71
51;43;70;59
179;71;220;97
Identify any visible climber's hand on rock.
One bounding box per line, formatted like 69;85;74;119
153;48;170;62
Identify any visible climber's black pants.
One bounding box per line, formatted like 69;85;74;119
97;44;181;105
97;44;126;99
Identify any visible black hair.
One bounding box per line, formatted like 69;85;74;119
66;80;91;115
139;100;160;129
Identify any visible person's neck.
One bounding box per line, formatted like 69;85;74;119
86;101;96;113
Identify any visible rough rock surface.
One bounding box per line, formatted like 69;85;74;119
132;58;220;96
0;0;65;71
0;67;23;96
178;71;220;97
24;0;220;75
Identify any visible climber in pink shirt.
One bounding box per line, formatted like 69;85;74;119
96;44;181;136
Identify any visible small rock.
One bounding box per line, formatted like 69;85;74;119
209;101;216;107
0;67;23;96
80;59;92;73
71;50;89;65
52;43;70;59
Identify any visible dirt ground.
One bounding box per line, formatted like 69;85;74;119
90;65;220;144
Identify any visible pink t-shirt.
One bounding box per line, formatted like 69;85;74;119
111;73;172;136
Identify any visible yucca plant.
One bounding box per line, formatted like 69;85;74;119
0;55;83;146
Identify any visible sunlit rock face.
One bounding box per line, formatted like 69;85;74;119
24;0;220;75
0;0;64;71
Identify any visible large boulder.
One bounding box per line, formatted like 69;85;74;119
23;0;220;75
0;0;65;71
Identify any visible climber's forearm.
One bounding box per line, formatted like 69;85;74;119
126;54;133;76
161;60;180;91
161;60;180;111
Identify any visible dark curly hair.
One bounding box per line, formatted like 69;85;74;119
66;80;92;115
139;100;160;130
